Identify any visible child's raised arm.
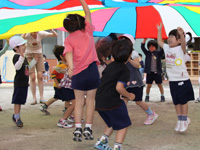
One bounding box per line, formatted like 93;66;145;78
79;0;91;24
177;27;186;54
156;23;164;48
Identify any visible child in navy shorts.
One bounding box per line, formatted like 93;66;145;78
141;38;165;102
157;23;195;132
40;45;68;115
63;0;100;142
119;34;158;125
95;39;135;150
9;36;38;127
57;71;75;128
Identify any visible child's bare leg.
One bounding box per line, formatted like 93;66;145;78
65;101;70;108
85;89;97;124
157;83;164;94
136;101;148;111
45;98;58;106
175;104;182;116
37;71;44;101
29;73;37;102
14;104;21;115
116;128;127;143
181;103;188;116
104;125;113;137
62;100;75;120
146;84;152;95
74;90;85;124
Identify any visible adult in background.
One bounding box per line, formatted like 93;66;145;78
21;30;58;105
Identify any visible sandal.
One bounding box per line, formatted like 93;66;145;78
30;101;37;105
40;100;46;104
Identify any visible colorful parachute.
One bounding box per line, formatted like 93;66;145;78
0;0;200;39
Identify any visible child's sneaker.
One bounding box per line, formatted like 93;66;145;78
39;104;50;115
160;96;165;102
144;111;158;125
145;96;149;102
179;118;191;132
174;120;181;132
194;97;200;103
68;115;75;123
73;128;82;142
114;145;123;150
57;119;74;128
83;127;94;140
94;139;112;150
12;115;23;127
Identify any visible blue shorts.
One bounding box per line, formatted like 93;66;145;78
146;72;162;84
72;62;100;91
12;87;28;105
98;101;132;130
169;79;195;105
54;87;75;101
127;86;143;101
61;88;75;101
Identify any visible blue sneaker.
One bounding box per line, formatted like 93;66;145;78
94;139;112;150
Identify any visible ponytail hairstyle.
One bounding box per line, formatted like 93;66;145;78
63;14;85;33
185;32;192;46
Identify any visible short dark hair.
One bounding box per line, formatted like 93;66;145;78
147;40;158;49
111;39;132;63
13;46;19;52
63;14;85;33
168;29;180;40
43;54;46;59
53;45;64;61
138;53;142;57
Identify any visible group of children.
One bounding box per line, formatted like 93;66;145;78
0;0;196;149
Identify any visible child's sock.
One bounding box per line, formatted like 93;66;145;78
14;114;20;120
85;123;92;129
114;143;122;150
178;115;182;120
182;116;187;121
75;123;82;128
145;107;153;116
100;134;109;143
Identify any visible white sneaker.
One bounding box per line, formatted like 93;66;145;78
174;120;181;132
194;97;200;103
179;118;191;132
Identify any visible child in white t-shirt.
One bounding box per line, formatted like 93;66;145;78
157;23;195;132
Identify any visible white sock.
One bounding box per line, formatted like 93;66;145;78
100;134;109;143
114;143;122;149
75;123;82;128
85;123;92;129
